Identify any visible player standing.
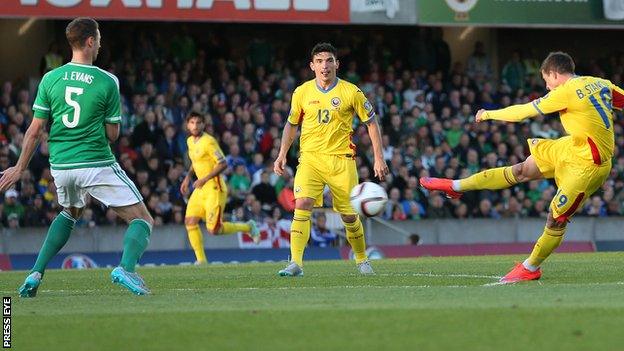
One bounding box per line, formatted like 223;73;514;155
273;43;389;276
180;112;260;264
0;18;154;296
421;52;624;283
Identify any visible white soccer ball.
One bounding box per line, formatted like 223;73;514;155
350;182;388;217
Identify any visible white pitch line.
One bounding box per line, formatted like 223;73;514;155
378;272;502;279
4;281;624;295
482;281;507;287
227;285;472;290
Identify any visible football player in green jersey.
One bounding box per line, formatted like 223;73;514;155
0;17;154;296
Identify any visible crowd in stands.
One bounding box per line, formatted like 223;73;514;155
1;24;624;230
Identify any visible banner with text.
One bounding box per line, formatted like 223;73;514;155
1;0;349;23
419;0;624;27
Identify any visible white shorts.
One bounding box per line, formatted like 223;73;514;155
51;162;143;208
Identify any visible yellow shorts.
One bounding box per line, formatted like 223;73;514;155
185;186;227;232
294;152;358;215
528;136;611;221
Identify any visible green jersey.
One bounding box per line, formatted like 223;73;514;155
32;62;121;170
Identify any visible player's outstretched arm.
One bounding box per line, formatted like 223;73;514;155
366;118;389;181
480;86;568;123
274;122;298;176
477;102;540;123
0;118;46;191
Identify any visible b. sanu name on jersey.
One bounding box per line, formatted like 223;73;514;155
62;71;94;85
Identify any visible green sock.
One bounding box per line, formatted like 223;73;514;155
32;211;76;275
120;219;152;272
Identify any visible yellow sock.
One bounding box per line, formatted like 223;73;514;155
220;222;251;235
527;226;566;267
344;217;367;264
290;209;311;266
458;166;517;191
186;225;207;263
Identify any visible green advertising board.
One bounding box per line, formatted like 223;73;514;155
418;0;624;28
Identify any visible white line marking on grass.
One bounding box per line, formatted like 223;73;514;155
482;281;507;287
174;285;473;291
378;272;502;279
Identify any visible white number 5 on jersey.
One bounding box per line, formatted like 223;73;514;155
62;86;83;128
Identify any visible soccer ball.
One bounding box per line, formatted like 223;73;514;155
349;182;388;217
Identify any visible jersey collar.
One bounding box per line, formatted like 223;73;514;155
67;62;96;68
315;78;339;94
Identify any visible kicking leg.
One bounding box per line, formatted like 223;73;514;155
420;156;544;198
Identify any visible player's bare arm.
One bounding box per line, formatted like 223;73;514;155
180;164;194;196
0;118;46;191
193;160;227;189
274;121;298;176
365;117;389;181
105;122;120;143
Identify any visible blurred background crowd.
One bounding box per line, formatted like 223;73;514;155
1;24;623;232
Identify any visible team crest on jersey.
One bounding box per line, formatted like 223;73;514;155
364;100;373;113
331;97;341;108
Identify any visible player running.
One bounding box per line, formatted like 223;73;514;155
180;111;260;264
1;18;154;296
273;43;389;276
420;52;624;283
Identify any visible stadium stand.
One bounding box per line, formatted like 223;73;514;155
1;25;623;228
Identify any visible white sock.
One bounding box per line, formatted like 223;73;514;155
452;180;461;191
522;259;539;272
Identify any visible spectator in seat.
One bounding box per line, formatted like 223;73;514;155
310;212;337;247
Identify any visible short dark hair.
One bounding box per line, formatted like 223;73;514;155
186;111;203;122
540;51;575;74
310;42;338;60
65;17;98;49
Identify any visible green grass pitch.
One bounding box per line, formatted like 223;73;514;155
4;253;624;351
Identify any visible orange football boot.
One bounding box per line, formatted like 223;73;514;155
499;263;542;284
419;177;463;199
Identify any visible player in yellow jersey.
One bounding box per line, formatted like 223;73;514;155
273;43;389;276
180;112;260;264
421;52;624;283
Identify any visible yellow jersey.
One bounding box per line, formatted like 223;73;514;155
187;133;227;191
484;75;624;165
287;78;375;155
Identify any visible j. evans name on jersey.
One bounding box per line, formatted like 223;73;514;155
63;71;94;85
